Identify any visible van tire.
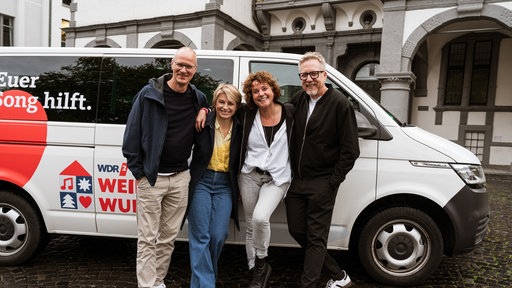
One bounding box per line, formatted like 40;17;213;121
0;191;47;265
358;207;443;286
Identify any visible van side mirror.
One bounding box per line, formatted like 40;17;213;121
356;111;378;138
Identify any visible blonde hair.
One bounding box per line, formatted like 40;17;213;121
212;83;242;108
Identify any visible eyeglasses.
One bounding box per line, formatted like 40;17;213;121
298;71;324;80
173;61;197;71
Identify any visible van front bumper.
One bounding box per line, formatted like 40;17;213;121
444;184;489;254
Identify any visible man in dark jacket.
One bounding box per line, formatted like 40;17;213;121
122;47;208;288
286;51;360;288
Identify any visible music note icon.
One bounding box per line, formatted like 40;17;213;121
60;177;74;191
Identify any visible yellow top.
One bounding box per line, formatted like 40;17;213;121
207;119;231;172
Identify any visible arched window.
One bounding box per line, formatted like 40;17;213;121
354;62;381;102
439;33;503;107
152;40;184;49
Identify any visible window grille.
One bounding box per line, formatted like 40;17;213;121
464;131;485;161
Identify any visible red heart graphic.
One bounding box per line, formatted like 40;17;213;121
79;196;92;208
0;90;47;187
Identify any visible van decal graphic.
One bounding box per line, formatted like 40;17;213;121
96;162;137;214
59;161;94;210
0;89;47;119
0;89;47;187
0;84;92;117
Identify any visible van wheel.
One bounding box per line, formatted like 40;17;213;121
0;191;47;265
358;207;443;286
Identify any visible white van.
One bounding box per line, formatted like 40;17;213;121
0;47;488;286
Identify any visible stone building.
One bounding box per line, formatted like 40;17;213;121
11;0;512;165
0;0;71;47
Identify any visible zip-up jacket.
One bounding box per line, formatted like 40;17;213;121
289;86;360;189
122;73;208;186
188;111;243;229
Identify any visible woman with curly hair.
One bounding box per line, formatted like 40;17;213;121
239;71;294;288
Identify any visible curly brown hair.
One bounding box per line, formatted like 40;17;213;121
242;71;281;109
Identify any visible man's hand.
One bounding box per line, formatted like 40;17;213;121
195;108;208;131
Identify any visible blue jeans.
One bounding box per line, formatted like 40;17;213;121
188;170;232;288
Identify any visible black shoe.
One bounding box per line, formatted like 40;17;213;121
248;257;272;288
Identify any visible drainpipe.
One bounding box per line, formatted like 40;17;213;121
48;0;52;46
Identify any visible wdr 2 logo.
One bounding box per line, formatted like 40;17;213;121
97;163;128;176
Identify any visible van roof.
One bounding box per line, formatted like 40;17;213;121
0;46;303;60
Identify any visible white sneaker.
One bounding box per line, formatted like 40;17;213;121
325;270;352;288
152;283;166;288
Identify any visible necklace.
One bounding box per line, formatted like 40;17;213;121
220;125;231;137
217;118;232;138
262;105;276;156
263;125;274;147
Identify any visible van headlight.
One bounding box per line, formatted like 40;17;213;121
450;164;486;188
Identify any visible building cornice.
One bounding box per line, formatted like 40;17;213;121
65;9;262;43
255;0;361;11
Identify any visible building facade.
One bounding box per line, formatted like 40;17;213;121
0;0;70;47
5;0;512;165
379;0;512;166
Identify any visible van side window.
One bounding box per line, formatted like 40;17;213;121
97;57;234;124
1;55;234;124
0;56;100;122
249;61;359;111
250;62;302;103
195;58;234;104
98;57;171;124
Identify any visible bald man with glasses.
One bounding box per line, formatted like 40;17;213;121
123;47;208;288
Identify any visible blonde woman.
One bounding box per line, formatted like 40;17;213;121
188;83;242;287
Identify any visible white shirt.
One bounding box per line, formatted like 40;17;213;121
241;109;292;186
307;95;322;122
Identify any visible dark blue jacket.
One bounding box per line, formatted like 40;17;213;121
189;111;243;229
122;73;208;186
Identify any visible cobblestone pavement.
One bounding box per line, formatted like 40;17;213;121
0;173;510;288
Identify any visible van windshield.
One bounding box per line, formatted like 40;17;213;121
377;101;405;126
354;87;405;126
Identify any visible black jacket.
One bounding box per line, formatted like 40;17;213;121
239;102;295;168
289;86;360;188
188;111;243;229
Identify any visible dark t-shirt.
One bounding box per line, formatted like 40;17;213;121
263;111;285;147
158;78;196;173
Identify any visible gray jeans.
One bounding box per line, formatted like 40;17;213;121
238;170;289;269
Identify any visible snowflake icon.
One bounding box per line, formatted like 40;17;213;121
78;177;91;193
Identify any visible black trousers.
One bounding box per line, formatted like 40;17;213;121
285;176;344;288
